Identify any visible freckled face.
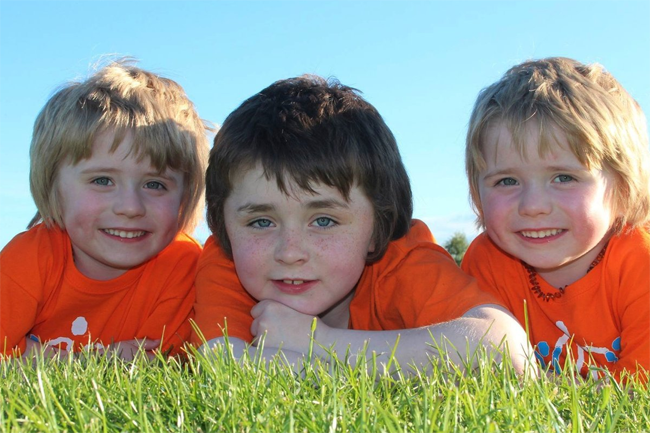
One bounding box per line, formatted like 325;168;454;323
56;129;184;280
223;165;376;317
477;122;617;284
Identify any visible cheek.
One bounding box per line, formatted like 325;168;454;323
230;234;270;283
59;191;98;227
316;232;369;278
150;196;183;227
573;199;613;233
480;193;508;225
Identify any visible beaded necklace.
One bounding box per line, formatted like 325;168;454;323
522;243;608;302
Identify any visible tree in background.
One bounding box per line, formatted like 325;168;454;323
444;232;469;266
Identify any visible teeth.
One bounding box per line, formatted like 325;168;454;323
283;280;304;285
521;229;562;239
104;229;146;239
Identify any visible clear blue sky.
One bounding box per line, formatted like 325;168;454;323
1;1;648;249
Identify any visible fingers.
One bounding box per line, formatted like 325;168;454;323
105;338;162;361
250;318;266;345
250;300;279;340
23;337;66;360
134;338;161;351
250;299;274;318
20;336;162;362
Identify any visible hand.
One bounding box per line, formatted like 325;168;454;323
22;337;68;360
250;300;322;355
101;338;161;361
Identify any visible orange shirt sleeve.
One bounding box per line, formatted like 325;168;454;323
1;225;65;357
461;233;509;307
351;220;499;330
605;229;650;379
192;236;257;344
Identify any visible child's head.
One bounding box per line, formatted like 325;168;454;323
206;75;412;263
29;59;209;234
466;57;650;235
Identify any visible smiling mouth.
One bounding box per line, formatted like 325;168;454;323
520;229;565;239
102;229;147;239
274;279;316;295
282;280;305;285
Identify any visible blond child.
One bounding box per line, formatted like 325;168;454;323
193;75;534;375
1;60;210;360
462;57;650;381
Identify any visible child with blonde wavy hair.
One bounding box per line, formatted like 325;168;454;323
1;60;210;360
462;57;650;381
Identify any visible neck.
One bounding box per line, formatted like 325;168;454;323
319;290;354;329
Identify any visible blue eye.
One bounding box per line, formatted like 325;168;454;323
554;175;575;183
251;218;273;228
92;177;112;186
145;181;165;190
496;178;517;186
313;217;335;227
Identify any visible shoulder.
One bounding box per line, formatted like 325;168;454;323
464;232;499;258
609;226;650;250
356;220;498;325
462;232;516;271
144;232;203;275
367;219;472;287
461;233;524;300
156;232;202;260
167;231;203;253
195;236;239;292
1;224;68;267
197;235;235;271
1;224;69;294
605;226;650;268
378;219;452;268
602;227;650;312
604;226;650;275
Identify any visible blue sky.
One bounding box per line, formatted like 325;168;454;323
1;1;648;249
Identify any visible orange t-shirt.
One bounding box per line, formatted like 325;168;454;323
192;219;497;344
1;224;200;357
461;228;650;380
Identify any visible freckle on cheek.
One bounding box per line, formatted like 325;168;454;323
316;238;328;250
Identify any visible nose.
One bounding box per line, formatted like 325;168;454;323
113;187;146;218
518;183;552;217
274;226;309;265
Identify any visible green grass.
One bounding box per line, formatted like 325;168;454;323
1;346;648;433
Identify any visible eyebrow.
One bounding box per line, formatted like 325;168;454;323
482;168;513;179
236;198;350;214
79;167;180;183
236;203;275;213
482;164;589;179
81;166;173;178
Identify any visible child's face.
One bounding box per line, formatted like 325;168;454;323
56;129;184;280
223;165;376;318
478;122;616;277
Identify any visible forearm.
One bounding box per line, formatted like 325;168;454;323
312;305;536;376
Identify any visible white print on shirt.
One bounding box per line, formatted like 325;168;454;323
534;320;620;378
44;316;105;353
